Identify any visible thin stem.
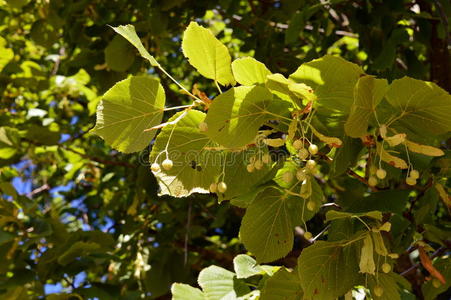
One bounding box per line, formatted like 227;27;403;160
158;66;202;102
354;216;371;231
164;104;196;111
214;80;223;94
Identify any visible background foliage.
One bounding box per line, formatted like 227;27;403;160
0;0;450;299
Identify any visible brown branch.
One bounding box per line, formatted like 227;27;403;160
27;184;50;198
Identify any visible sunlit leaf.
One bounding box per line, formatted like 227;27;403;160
92;76;165;153
289;55;364;115
111;24;160;67
345;75;388;137
232;57;271;86
182;22;235;86
204;85;291;148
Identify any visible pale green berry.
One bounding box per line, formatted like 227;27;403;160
306;159;316;169
246;164;255;173
376;168;387;179
410;169;419;179
217;182;227;193
293;139;303;150
382;263;391;273
262;153;271;164
306;200;316;211
308;144;318;155
298;148;309;160
254;160;264;170
304;231;313;240
198;122;208;132
162;159;173;170
296;169;307;181
282;171;294;183
368;176;378;187
209;183;217;193
150;163;160;172
406;177;416;186
373;286;384;297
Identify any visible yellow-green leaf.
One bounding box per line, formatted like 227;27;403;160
182;22;235;86
92;76;165;153
345;76;388;137
111;24;159;67
405;140;444;157
376;142;408;169
232;57;271;86
289;55;364;115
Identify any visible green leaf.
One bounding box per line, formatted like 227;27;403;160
231;57;271;86
265;73;297;102
330;136;363;176
297;241;360;300
346;190;410;215
384;77;451;138
240;187;297;263
368;272;411;300
47;294;82;300
0;37;13;72
204;85;291;148
182;22;235;86
233;254;265;279
57;241;101;266
325;210;383;222
240;183;322;263
287;82;317;103
0;127;20;159
260;267;303;300
92;76;165;153
344;75;388;137
150;110;274;198
171;283;204;300
289;55;364;115
197;266;250;300
25;125;60;146
150;110;220;197
220;149;274;202
104;35;136;72
111;24;159;67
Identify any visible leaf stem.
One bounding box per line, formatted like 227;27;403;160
158;66;202;102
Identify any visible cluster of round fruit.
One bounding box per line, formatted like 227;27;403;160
151;159;173;172
209;181;227;193
405;169;419;186
368;167;419;187
246;153;271;173
293;140;318;167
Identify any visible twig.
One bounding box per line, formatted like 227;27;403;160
27;184;50;198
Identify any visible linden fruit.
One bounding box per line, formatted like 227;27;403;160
162;159;173;170
217;182;227;193
151;163;160;172
308;144;318;155
376;168;387;179
368;176;378;187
